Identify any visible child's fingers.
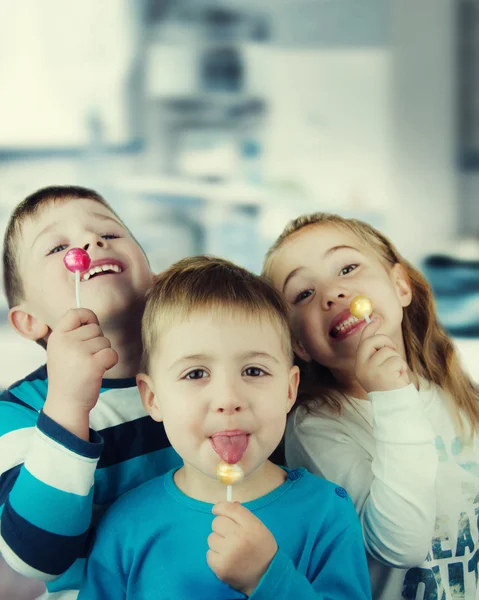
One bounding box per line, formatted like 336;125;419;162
382;356;410;379
85;336;113;356
207;532;223;554
58;308;99;332
212;501;253;526
358;317;382;343
369;347;403;368
206;548;220;573
356;334;397;363
211;515;237;538
94;347;118;372
74;323;105;342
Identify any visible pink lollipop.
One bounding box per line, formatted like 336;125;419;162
64;248;91;308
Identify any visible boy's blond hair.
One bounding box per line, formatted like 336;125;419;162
141;255;293;373
263;212;479;436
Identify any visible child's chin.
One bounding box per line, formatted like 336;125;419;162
94;301;135;322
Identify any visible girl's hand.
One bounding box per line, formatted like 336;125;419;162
355;318;410;393
207;501;277;596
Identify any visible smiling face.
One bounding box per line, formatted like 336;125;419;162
12;198;152;335
137;310;299;492
268;223;412;381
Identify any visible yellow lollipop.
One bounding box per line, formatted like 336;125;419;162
350;296;373;323
216;461;244;502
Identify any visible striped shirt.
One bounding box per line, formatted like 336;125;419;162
0;365;181;599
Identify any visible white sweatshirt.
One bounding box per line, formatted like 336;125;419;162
285;382;479;600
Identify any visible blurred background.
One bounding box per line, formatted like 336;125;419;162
2;0;479;388
0;0;479;597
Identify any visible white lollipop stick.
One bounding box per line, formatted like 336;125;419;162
75;271;81;308
64;248;91;310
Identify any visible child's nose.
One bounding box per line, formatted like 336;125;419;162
212;385;246;414
82;236;105;252
215;401;243;414
322;288;351;310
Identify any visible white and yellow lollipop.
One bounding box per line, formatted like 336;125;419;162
216;461;244;502
350;296;373;324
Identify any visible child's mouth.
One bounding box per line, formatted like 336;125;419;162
210;431;250;464
329;315;364;340
81;263;123;282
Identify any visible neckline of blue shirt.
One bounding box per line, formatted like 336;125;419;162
162;466;306;513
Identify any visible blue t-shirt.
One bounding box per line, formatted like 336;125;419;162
79;467;371;600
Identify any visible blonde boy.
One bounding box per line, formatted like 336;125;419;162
79;256;371;600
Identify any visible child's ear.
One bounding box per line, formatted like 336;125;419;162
137;373;163;422
292;338;312;363
391;263;412;308
286;365;300;413
8;305;49;342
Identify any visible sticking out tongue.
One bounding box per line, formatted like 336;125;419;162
211;433;249;464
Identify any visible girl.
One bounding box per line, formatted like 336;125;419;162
262;212;479;600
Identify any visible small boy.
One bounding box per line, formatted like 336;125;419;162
78;256;371;600
0;186;182;599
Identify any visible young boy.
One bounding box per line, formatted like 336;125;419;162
78;256;371;600
0;186;182;599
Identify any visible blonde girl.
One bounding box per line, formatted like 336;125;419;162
263;213;479;600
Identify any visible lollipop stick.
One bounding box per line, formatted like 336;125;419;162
226;485;232;502
64;248;90;309
75;271;81;308
365;315;371;324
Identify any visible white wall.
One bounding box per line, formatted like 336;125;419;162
245;45;394;246
0;0;135;146
387;0;458;263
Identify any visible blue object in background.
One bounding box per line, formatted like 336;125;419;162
241;139;262;185
202;46;243;92
423;255;479;337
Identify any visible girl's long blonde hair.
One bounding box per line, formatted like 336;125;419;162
263;212;479;434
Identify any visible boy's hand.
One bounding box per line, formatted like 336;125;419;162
207;501;277;596
43;308;118;439
355;317;409;393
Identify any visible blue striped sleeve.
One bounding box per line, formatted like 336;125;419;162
37;410;103;455
0;384;104;580
9;468;94;536
1;500;89;577
0;393;37;436
0;465;22;507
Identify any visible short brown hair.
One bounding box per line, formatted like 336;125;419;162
3;185;123;309
141;255;293;373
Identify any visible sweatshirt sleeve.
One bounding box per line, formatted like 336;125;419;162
285;384;438;568
0;392;103;581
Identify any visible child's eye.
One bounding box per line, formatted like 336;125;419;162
47;244;67;256
339;264;358;276
101;233;120;240
293;289;313;304
184;369;208;380
243;367;266;377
